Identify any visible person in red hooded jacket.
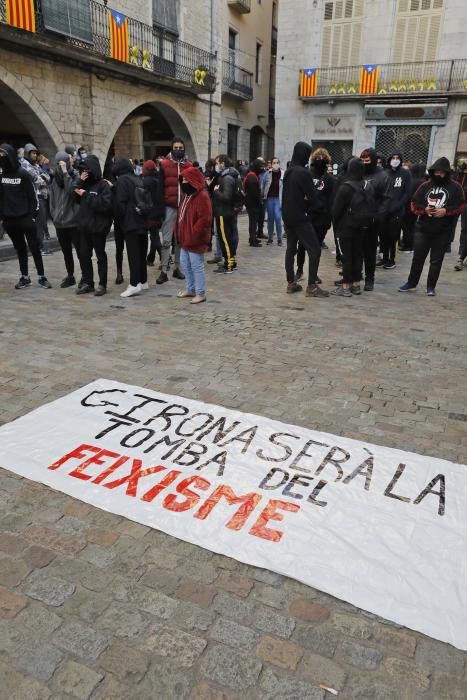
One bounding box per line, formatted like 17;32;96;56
157;137;192;284
176;167;212;304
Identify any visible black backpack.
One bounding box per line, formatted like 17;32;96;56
345;181;376;229
233;175;246;212
131;175;154;216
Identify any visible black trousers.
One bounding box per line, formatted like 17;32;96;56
337;230;364;284
459;208;467;260
114;221;125;272
5;218;44;277
79;230;108;289
401;214;417;250
381;216;402;263
216;215;236;271
125;232;148;286
147;226;162;264
246;207;261;245
408;229;451;289
297;223;328;271
285;222;321;285
362;225;378;283
56;227;81;276
257;201;265;235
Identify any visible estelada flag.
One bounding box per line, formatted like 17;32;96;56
6;0;36;33
108;8;129;63
360;64;379;94
299;68;318;97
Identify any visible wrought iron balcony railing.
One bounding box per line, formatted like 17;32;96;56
0;0;216;93
227;0;251;14
299;59;467;99
222;60;253;100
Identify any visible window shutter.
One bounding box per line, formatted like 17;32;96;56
393;17;407;63
432;0;444;8
340;23;351;64
322;25;332;66
324;2;333;20
153;0;178;34
332;25;342;65
398;0;409;11
350;22;362;64
426;14;441;60
345;0;353;18
415;15;429;61
41;0;92;42
354;0;364;17
335;0;344;20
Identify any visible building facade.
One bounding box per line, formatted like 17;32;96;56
220;0;277;162
276;0;467;168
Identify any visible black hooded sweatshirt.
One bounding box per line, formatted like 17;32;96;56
112;157;146;234
309;159;336;230
411;157;465;235
75;155;112;235
244;159;263;209
384;150;412;217
282;142;321;226
332;158;366;234
0;143;38;220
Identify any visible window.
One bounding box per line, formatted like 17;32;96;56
393;0;445;63
323;0;364;20
41;0;92;43
227;125;239;161
153;0;178;35
321;0;363;67
256;43;263;84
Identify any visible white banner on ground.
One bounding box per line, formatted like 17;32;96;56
0;379;466;649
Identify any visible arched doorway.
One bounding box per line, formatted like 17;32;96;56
249;125;265;164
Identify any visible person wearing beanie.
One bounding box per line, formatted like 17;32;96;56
142;159;165;268
399;157;464;296
0;143;52;289
49;151;82;288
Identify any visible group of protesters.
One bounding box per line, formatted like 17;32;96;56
0;136;465;302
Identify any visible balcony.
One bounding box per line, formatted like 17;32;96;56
0;0;216;95
298;59;467;101
222;61;253;100
227;0;251;14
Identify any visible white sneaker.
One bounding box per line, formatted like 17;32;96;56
140;282;149;290
120;284;141;298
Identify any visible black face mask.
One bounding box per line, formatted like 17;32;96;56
364;162;374;174
433;175;447;186
181;182;197;195
0;156;8;168
312;159;327;175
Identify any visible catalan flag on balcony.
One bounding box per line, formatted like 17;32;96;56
108;8;129;63
359;64;379;94
299;68;318;97
5;0;36;33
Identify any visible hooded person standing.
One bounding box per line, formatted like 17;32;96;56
176;167;212;304
399;157;464;296
0;143;52;289
359;147;389;290
244;159;264;247
378;150;412;269
49;151;82;288
74;155;112;296
143;159;165;268
157;138;191;284
212;154;240;273
282;142;329;297
23;143;51;255
400;163;427;252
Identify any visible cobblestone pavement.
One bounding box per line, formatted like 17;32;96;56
0;218;466;699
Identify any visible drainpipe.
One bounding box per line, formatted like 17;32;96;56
207;0;215;160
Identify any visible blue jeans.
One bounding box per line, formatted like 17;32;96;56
180;249;206;296
266;197;282;242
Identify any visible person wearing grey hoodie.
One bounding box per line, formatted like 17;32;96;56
22;143;51;254
49;151;82;288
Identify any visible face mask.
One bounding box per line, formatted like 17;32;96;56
364;162;373;174
272;163;280;171
390;158;401;169
312;159;327;174
80;152;88;160
215;165;223;174
181;182;197;195
433;175;446;186
172;149;185;161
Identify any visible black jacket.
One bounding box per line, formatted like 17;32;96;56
309;161;336;230
362;148;389;216
282;142;320;226
411;157;465;235
244;159;263;209
113;158;147;234
332;158;366;234
384;150;413;217
0;143;38;220
213;166;239;217
75;155;112;235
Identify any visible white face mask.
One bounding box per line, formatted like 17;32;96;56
272;163;280;171
390;158;401;169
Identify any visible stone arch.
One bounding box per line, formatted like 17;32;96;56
99;93;198;165
0;68;62;156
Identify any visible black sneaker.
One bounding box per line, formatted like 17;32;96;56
15;276;32;289
78;278;85;289
287;282;302;294
321;243;329;250
250;242;262;247
213;266;227;273
94;286;107;297
38;276;52;289
76;283;94;295
60;275;76;288
173;268;185;281
376;259;385;267
383;262;396;270
156;272;168;285
364;280;374;291
266;240;273;245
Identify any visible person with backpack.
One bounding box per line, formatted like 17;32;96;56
378;149;412;269
176;167;212;304
399;157;464;296
0;143;52;289
212;154;242;274
331;157;374;297
113;157;154;298
244;159;264;247
74;155;112;297
262;156;284;246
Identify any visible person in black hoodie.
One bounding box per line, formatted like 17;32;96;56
399;157;464;296
282;142;329;297
244;159;263;247
359;148;389;290
454;163;467;270
399;163;427;252
74;155;112;296
212;155;240;273
378;149;412;269
143;159;165;269
0;143;51;289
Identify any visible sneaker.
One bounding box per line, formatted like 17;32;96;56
306;285;329;298
383;262;396;270
376;259;385;267
266;240;273;245
399;247;413;253
207;256;222;264
78;278;85;289
334;279;343;286
352;284;362;295
331;286;352;297
115;273;124;285
278;241;283;247
140;282;149;290
335;259;343;268
454;259;464;271
364;280;374;292
156;271;168;285
286;282;302;294
60;275;76;288
249;242;262;247
15;276;32;289
94;286;107;297
321;243;329;250
224;269;234;275
38;276;52;289
120;284;141;298
173;268;185;281
427;288;436;296
295;270;304;282
41;250;53;256
399;282;417;292
76;283;94;295
213;266;227;273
